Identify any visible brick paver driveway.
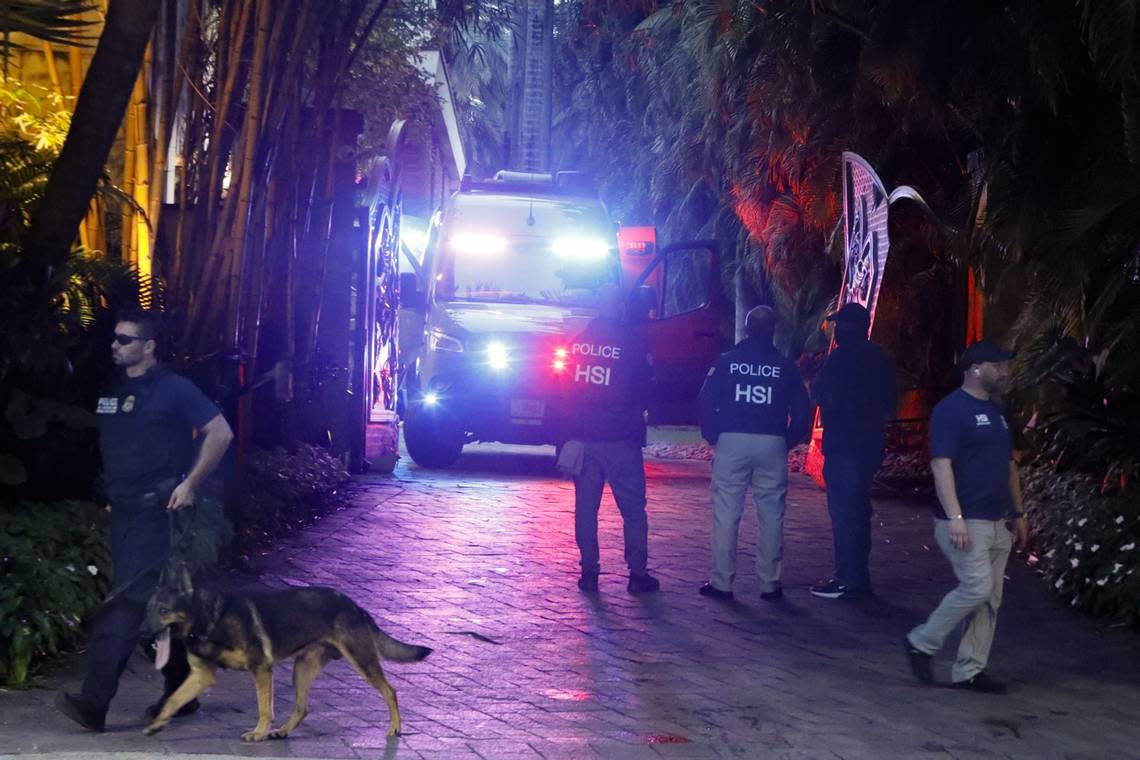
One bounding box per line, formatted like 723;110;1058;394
3;441;1139;759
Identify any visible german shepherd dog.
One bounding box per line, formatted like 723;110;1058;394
140;564;432;741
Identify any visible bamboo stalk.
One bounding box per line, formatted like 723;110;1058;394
203;0;252;232
41;41;63;95
225;0;272;348
121;75;137;266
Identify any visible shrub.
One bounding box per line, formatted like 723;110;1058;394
235;444;352;550
1022;465;1140;626
0;500;111;686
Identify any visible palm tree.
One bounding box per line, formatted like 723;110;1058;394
24;0;160;271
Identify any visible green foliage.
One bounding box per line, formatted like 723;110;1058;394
1023;466;1140;625
1015;331;1139;494
171;496;234;575
342;0;440;163
235;444;352;550
0;0;95;54
0;500;110;686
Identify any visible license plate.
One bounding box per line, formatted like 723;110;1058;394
510;399;545;419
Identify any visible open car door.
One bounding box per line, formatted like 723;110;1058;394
633;240;722;424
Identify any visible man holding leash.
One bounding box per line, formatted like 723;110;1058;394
57;309;233;731
904;340;1028;693
697;305;812;601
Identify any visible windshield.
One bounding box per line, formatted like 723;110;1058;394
432;194;619;308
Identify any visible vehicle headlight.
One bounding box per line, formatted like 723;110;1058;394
551;237;611;261
429;330;464;353
486;341;509;371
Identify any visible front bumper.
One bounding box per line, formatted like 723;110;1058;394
415;351;570;445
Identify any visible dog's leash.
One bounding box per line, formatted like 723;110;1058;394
93;505;194;611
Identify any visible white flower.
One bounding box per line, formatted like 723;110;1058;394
1122;543;1136;552
1074;543;1083;551
1066;518;1074;526
1045;548;1056;559
1090;544;1100;553
1116;515;1125;525
1077;518;1088;527
1097;578;1108;586
87;565;98;576
1114;563;1124;573
1071;596;1079;606
1054;578;1065;589
1071;558;1080;568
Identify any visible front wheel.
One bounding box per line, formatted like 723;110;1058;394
403;403;464;468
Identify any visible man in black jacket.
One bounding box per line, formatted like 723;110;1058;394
810;302;897;600
563;285;660;594
697;306;812;601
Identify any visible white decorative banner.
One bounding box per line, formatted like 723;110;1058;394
840;152;891;330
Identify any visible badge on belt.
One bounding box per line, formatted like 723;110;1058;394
121;395;136;413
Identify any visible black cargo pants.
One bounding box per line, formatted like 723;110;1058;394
573;439;649;575
81;484;189;711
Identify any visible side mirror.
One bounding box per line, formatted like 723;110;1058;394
399;272;425;310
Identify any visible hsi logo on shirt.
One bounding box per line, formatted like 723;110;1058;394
975;413;991;426
96;397;118;414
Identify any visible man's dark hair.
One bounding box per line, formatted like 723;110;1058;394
745;305;776;343
115;307;163;345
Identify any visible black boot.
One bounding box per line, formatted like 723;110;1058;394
627;572;661;593
56;693;106;732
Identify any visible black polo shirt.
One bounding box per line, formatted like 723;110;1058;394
96;365;220;500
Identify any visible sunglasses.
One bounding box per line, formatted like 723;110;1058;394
113;333;146;346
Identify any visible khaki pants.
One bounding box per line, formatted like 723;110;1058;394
908;519;1013;682
709;432;788;593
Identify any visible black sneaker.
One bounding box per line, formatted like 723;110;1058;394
627;572;661;593
903;636;934;685
577;571;599;592
759;588;783;601
699;583;733;600
953;672;1007;694
145;696;201;720
55;693;106;733
809;579;872;600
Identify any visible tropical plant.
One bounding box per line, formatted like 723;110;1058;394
0;0;94;59
1022;466;1139;625
235;443;352;551
0;499;111;686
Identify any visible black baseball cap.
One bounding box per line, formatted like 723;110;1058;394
825;302;871;326
959;339;1015;370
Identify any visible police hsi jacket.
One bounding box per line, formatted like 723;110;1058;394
558;316;653;444
697;337;811;446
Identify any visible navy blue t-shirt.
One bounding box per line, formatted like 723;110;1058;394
929;389;1013;520
97;366;221;500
